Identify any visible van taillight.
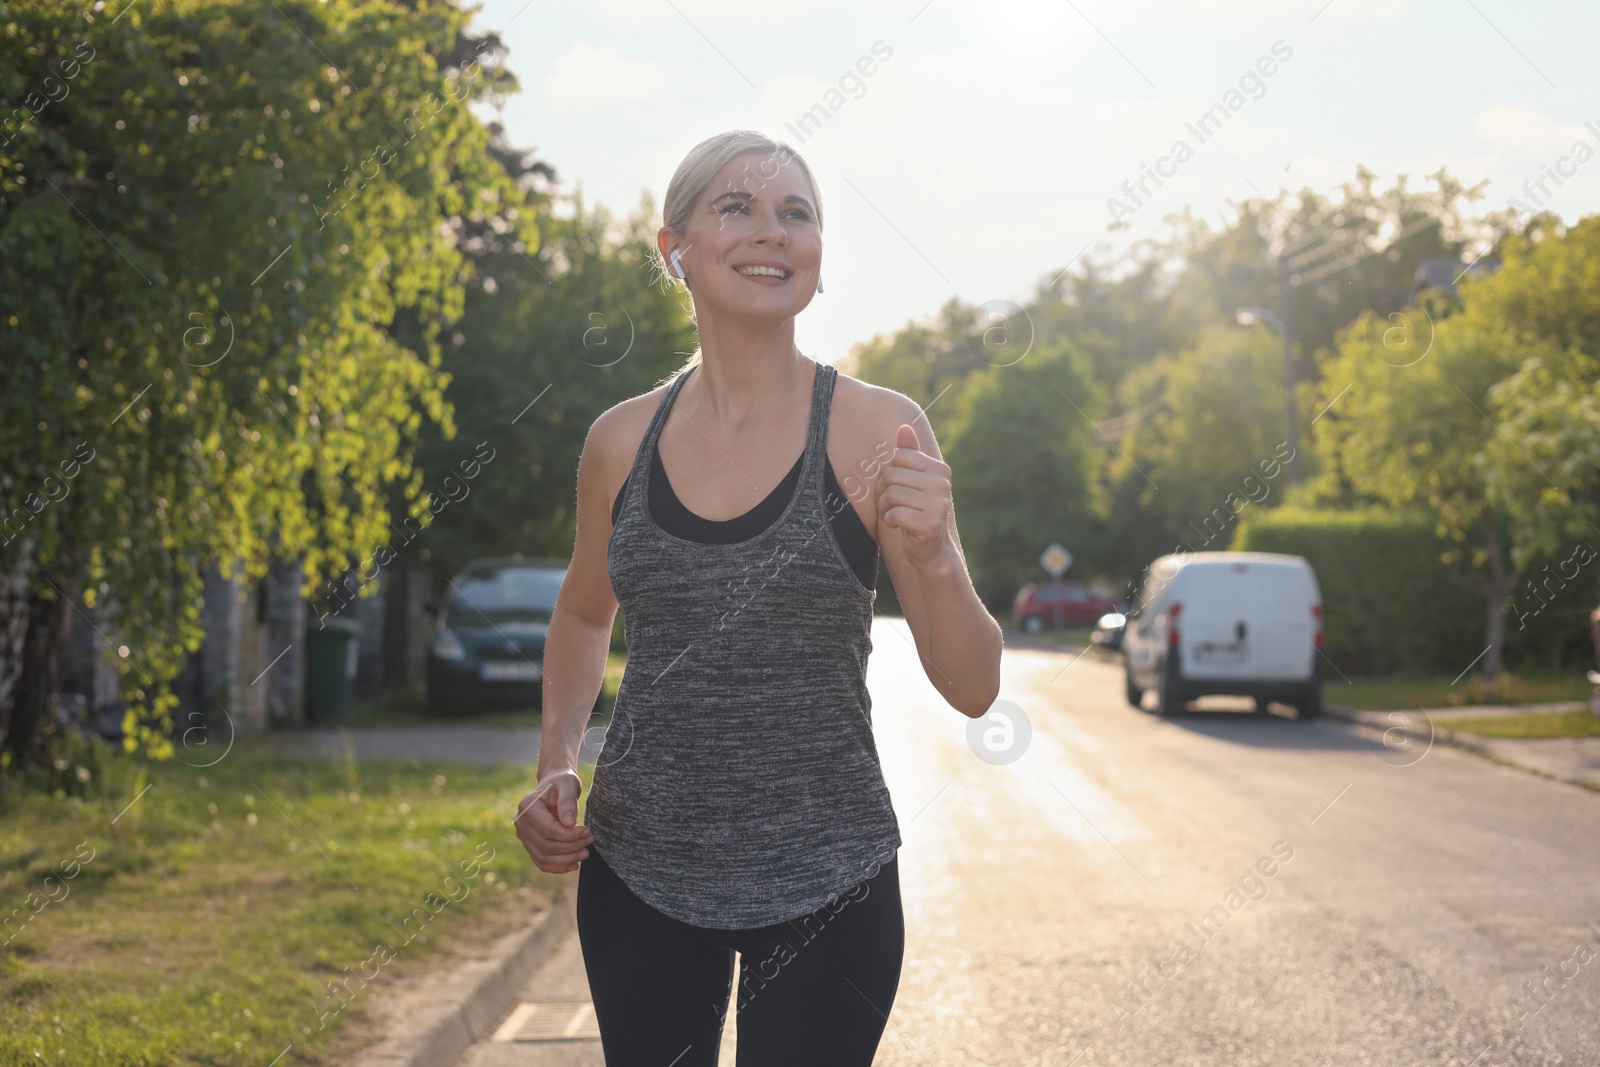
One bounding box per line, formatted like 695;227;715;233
1167;602;1181;646
1311;604;1324;648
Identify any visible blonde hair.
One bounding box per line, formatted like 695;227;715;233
657;130;823;377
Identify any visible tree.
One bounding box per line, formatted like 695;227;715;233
1313;296;1560;687
1164;166;1499;361
1060;164;1505;419
1028;254;1193;398
1105;325;1296;580
404;190;699;587
847;295;984;410
1485;347;1600;555
0;0;540;761
941;340;1106;609
1479;218;1600;560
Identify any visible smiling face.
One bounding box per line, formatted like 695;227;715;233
660;148;822;323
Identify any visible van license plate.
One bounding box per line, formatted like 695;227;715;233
1193;643;1246;664
481;661;541;681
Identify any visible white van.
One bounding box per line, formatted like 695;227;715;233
1122;551;1323;718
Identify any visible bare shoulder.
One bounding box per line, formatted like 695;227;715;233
829;367;944;462
824;368;945;545
585;377;677;505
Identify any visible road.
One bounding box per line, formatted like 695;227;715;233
458;618;1600;1066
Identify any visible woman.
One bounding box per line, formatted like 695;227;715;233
513;129;1002;1065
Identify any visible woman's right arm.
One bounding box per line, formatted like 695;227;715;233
514;409;627;873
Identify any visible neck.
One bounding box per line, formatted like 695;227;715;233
686;315;811;432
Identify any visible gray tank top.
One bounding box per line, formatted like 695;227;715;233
587;359;902;928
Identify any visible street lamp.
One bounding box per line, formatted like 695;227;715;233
1235;300;1298;483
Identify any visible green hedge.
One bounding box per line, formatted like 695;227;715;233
1233;508;1595;676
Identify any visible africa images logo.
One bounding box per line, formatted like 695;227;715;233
1107;40;1294;226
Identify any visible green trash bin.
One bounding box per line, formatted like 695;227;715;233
305;616;363;724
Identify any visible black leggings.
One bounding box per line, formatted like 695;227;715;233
576;844;904;1066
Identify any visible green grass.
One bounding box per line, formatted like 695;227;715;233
0;739;590;1066
1330;672;1594;711
1442;710;1600;739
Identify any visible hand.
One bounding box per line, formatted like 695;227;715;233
876;423;955;571
513;770;594;874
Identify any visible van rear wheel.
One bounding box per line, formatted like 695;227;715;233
1156;655;1185;717
1296;685;1322;720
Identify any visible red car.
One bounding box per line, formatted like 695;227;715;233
1012;581;1117;632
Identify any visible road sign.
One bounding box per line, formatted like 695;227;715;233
1040;543;1072;578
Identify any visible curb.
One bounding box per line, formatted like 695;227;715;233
1323;702;1499;756
1323;703;1598;792
351;880;579;1067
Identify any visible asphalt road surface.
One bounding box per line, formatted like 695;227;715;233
460;619;1600;1067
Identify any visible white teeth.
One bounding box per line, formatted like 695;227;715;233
737;265;789;278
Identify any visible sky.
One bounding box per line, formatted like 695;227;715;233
463;0;1600;365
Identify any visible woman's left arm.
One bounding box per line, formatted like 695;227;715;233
873;399;1002;719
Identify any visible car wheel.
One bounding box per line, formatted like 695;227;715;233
1156;654;1185;717
1124;664;1143;708
1022;614;1045;634
1296;684;1322;720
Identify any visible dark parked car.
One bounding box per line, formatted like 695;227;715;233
1090;604;1132;650
425;558;566;715
1012;581;1118;633
1589;603;1600;718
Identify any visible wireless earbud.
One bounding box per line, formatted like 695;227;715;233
670;248;685;279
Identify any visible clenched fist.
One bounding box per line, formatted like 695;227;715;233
875;423;955;571
513;770;594;874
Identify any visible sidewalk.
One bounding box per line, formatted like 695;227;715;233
349;884;581;1067
452;904;742;1067
1324;702;1600;791
246;725;611;766
251;726;544;765
452;915;606;1067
